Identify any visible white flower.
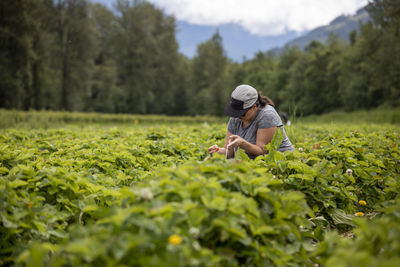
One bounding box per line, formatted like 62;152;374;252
140;188;153;200
346;169;353;176
189;227;200;238
298;147;303;152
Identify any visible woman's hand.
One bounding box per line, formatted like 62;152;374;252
228;135;245;149
208;144;221;154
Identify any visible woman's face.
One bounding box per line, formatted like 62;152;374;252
239;105;257;122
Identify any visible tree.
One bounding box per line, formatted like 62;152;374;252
55;0;95;111
86;3;121;113
191;30;229;115
366;0;400;106
114;0;181;114
324;35;346;111
238;52;277;102
278;51;306;114
168;54;191;115
0;0;45;109
367;0;400;34
273;46;304;114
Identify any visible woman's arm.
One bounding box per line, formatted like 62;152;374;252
229;127;277;156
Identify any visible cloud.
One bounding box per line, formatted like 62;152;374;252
148;0;369;36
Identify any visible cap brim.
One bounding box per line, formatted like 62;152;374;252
224;103;250;118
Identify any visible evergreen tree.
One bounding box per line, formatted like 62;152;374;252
55;0;95;111
239;52;277;103
0;0;43;109
366;0;400;106
273;46;304;114
191;30;229;115
86;3;121;113
114;0;180;114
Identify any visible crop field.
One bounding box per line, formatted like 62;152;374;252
1;111;399;266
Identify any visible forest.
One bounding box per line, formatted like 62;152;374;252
0;0;399;116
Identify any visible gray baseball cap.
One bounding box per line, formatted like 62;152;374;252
224;84;258;117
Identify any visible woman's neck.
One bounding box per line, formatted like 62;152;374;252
240;107;259;127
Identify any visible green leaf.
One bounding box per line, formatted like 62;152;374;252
254;187;271;198
33;221;47;233
227;226;247;239
48;229;67;239
0;167;9;175
8;180;28;188
328;209;355;226
288;173;314;181
64;241;91;255
1;214;18;228
82;205;98;213
203;196;227;211
250;225;276;235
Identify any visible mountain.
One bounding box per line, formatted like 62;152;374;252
89;0;370;61
175;21;301;62
278;7;370;51
176;7;370;61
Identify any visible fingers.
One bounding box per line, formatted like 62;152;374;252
229;139;239;148
228;135;242;148
208;144;219;154
229;135;239;142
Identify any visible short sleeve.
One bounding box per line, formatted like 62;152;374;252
257;108;283;129
227;117;238;133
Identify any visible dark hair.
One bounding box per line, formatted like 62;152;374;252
256;91;274;107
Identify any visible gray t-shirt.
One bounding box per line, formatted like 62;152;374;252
227;105;294;159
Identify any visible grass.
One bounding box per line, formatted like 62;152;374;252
0;109;225;129
1;108;399;129
298;108;400;124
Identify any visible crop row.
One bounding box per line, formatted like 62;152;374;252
1;123;399;266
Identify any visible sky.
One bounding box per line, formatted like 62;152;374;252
148;0;368;36
91;0;369;61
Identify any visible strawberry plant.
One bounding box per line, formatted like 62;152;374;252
0;116;399;266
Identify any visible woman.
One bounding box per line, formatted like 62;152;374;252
208;84;294;159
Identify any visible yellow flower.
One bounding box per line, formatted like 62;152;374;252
358;200;367;206
168;234;182;245
355;212;364;217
